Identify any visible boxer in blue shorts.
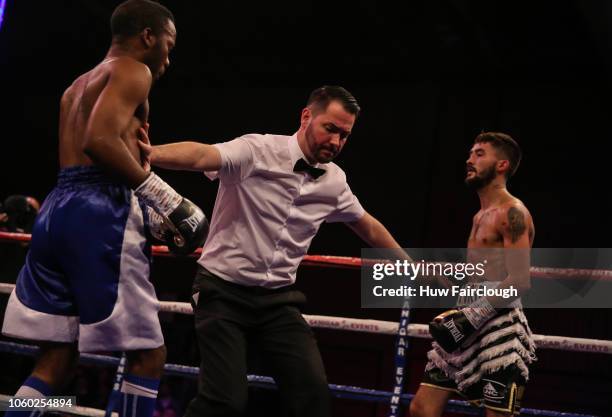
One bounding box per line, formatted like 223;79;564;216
2;2;208;417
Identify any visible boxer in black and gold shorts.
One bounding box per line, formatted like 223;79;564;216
422;305;533;414
411;132;536;417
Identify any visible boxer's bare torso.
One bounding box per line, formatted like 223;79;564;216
467;195;534;282
59;57;149;169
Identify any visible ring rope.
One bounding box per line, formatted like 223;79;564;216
2;231;612;280
1;284;611;354
0;341;600;417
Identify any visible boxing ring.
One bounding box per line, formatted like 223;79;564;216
0;231;610;417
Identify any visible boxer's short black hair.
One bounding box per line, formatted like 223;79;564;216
307;86;361;117
111;0;174;39
475;132;522;178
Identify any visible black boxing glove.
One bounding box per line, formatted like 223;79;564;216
164;198;209;255
136;173;209;255
429;297;497;353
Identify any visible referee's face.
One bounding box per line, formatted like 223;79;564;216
305;101;355;163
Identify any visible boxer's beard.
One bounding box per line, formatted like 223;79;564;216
465;164;496;190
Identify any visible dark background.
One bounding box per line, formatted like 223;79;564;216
1;1;612;416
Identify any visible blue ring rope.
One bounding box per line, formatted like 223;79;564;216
0;340;600;417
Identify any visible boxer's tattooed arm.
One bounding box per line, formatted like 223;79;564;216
507;207;527;243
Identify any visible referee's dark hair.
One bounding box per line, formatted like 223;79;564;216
307;86;361;117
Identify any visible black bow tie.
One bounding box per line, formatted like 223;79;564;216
293;158;326;180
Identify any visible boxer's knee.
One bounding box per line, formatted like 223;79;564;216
409;394;443;417
32;342;79;390
409;384;452;417
409;397;425;417
410;396;432;417
126;345;167;378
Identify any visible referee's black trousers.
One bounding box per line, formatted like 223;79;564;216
184;267;331;417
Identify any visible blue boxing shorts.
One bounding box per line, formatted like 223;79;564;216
2;166;163;352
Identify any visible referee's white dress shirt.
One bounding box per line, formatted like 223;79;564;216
198;133;365;288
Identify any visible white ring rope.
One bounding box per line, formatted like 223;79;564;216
2;283;610;354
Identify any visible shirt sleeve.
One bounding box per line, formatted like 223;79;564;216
204;134;257;184
326;181;366;223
